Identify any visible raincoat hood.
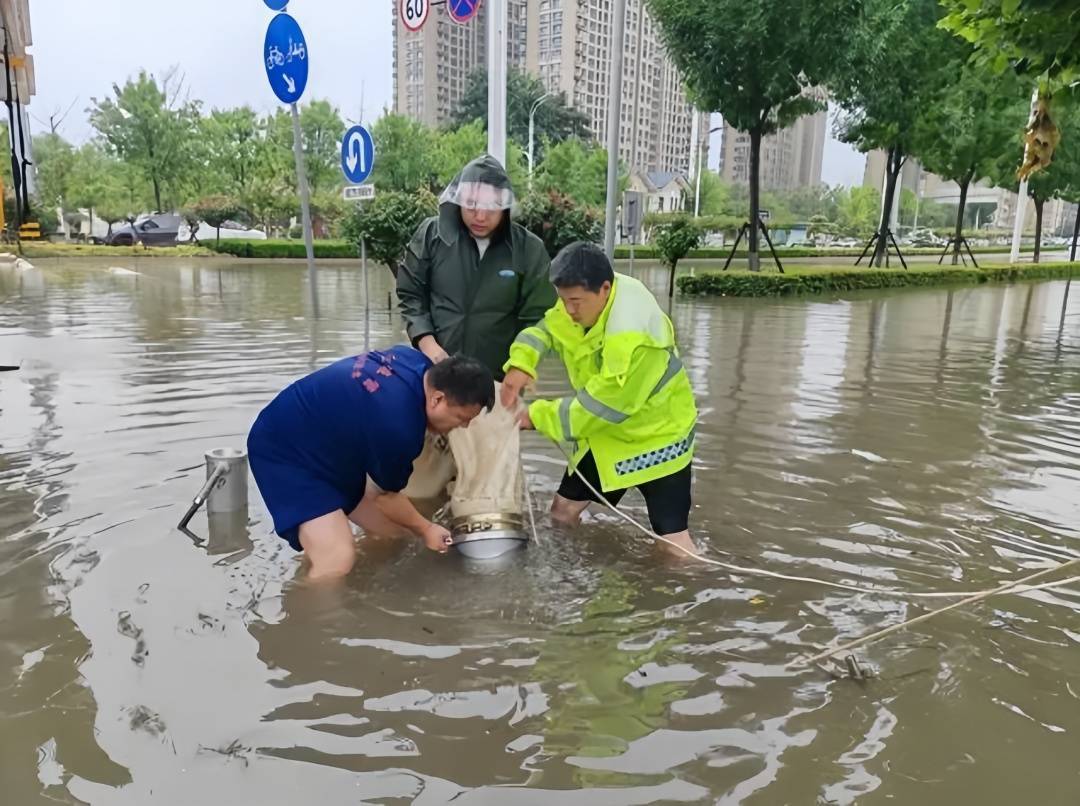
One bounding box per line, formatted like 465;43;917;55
438;155;516;245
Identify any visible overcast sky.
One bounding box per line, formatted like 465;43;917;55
30;0;866;187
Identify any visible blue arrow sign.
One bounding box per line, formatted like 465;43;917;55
264;13;308;104
447;0;481;24
341;125;375;184
263;0;288;10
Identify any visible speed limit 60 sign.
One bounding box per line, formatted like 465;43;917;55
400;0;429;31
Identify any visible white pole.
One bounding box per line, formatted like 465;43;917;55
1010;184;1029;263
603;0;628;258
290;102;319;318
487;0;508;166
362;236;370;352
688;111;699;191
1011;87;1040;264
690;113;703;217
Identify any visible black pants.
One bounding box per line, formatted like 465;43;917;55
557;451;692;535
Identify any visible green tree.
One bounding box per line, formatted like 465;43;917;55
834;186;881;238
653;215;702;297
775;184;842;221
431;120;487;188
517;190;603;257
31;133;76;216
647;0;854;270
830;0;959;266
246;110;298;236
534;139;619;208
88;69;201;212
912;63;1030;263
299;100;346;194
369;112;436;193
68;142;126;238
451;68;590;158
695;170;731;217
940;0;1080;83
200;107;261;197
340;188;438;269
192;195;245;243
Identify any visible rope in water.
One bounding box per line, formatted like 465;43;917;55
555;448;1080;664
789;557;1080;667
554;440;1080;600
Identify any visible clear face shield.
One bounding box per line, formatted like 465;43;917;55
439;180;515;211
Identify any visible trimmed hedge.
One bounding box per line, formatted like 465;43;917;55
20;243;213;258
205;239;358;259
612;244;1034;260
676;262;1080;298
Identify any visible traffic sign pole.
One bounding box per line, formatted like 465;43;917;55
361;237;370;351
264;9;316;315
487;0;508;167
290;102;319;318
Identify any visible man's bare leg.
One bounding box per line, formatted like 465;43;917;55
298;511;358;581
551;494;591;527
654;530;698;557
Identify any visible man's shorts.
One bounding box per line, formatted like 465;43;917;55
247;448;365;552
557;451;692;535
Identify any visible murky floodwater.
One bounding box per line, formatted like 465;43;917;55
2;256;1080;805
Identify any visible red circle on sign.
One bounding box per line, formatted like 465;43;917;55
400;0;429;31
447;0;481;24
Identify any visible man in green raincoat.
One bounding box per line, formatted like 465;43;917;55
397;155;555;378
393;155;555;508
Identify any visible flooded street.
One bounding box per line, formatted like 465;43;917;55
2;256;1080;804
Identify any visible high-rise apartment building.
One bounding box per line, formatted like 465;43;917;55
718;91;828;190
525;0;703;175
391;0;703;176
392;0;528;128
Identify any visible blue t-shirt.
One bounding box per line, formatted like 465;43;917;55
249;346;432;498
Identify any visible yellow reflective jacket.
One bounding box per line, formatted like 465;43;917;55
505;273;697;492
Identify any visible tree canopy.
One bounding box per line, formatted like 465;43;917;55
940;0;1080;83
451;68;590;158
646;0;856;268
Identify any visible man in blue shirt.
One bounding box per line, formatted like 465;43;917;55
247;347;494;581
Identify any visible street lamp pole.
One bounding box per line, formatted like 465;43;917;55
693;124;723;218
527;93;550;189
603;0;628;259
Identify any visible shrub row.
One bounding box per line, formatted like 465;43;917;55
612;244;1034;260
676;262;1080;298
204;239;358;259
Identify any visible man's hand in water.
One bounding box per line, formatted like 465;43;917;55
421;522;453;553
500;368;532;408
417;335;449;364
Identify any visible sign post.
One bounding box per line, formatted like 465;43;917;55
264;10;318;317
341;124;377;349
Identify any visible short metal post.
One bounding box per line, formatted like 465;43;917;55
205;447;248;514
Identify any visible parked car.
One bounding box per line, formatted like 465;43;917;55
106;213;181;247
177;220;268;243
833;237;859;248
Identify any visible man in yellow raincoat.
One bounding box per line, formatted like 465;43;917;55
501;242;698;555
